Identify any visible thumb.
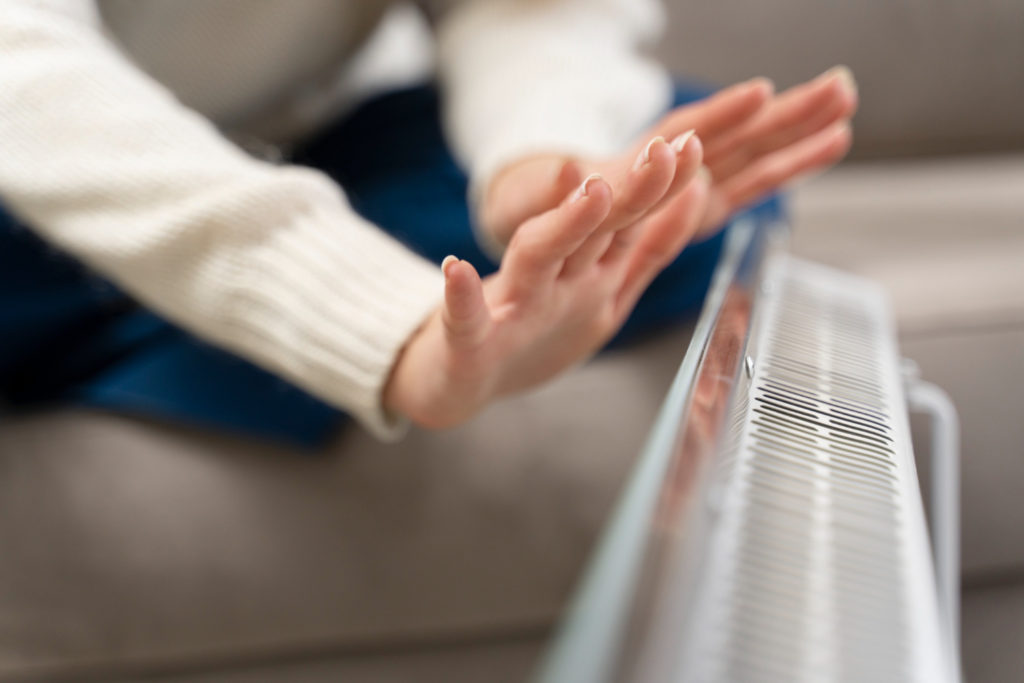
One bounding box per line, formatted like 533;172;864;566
441;255;491;348
481;157;584;245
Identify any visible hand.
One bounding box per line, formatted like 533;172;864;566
482;66;858;246
385;141;709;429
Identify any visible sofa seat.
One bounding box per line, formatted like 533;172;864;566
0;326;692;682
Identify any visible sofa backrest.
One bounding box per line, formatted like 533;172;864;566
657;0;1024;158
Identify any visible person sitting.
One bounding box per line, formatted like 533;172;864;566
0;0;856;445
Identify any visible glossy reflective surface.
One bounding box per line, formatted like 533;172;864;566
535;219;780;683
617;225;776;683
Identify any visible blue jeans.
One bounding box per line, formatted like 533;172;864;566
0;83;781;446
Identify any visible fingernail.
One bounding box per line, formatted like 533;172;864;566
633;136;665;171
441;254;459;276
571;173;602;203
824;65;857;93
697;165;712;183
749;76;775;95
670;129;697;154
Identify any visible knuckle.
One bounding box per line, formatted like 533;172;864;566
597;306;621;338
610;229;639;253
506;227;531;255
636;243;666;269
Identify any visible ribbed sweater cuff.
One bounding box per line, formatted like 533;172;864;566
225;192;443;441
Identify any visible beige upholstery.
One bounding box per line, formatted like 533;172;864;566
961;583;1024;683
656;1;1024;157
789;156;1024;334
117;638;545;683
0;326;692;682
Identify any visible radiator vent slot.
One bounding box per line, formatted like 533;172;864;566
681;258;943;683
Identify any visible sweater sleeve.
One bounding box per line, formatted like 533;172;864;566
431;0;673;253
0;0;443;440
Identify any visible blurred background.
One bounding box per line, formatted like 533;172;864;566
658;0;1024;158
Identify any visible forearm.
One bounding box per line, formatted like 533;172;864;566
0;0;442;438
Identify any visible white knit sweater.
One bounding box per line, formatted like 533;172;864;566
0;0;671;438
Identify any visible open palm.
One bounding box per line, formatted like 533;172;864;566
482;67;858;246
385;136;707;428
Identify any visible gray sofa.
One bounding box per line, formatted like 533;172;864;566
2;1;1022;681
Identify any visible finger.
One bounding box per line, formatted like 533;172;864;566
704;121;852;230
441;256;491;347
648;77;773;145
482;157;585;246
596;132;704;268
560;132;702;278
706;67;855;158
644;129;706;218
706;67;857;180
615;174;710;318
745;68;856;156
598;135;680;234
501;173;612;290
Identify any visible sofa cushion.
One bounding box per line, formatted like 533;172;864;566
0;325;691;681
790;155;1024;333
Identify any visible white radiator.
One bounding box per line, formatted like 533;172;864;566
537;222;961;683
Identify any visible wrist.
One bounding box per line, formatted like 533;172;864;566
479;154;584;248
381;311;433;422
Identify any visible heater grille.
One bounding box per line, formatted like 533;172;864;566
678;257;948;683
